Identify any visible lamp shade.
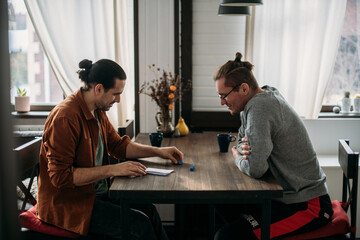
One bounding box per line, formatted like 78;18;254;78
218;6;250;16
220;0;263;6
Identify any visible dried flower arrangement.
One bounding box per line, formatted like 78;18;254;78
139;64;191;136
139;64;191;111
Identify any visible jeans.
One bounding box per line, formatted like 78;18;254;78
89;194;168;240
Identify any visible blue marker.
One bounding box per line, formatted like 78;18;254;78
177;161;183;165
189;165;195;171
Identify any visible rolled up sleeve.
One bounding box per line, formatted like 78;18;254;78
44;117;79;189
105;118;131;160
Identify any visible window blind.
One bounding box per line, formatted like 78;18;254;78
192;0;247;111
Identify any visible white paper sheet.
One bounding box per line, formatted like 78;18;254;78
146;168;174;176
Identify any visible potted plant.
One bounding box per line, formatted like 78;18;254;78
341;91;351;113
354;94;360;113
15;87;30;113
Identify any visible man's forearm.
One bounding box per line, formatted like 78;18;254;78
125;141;160;159
73;165;114;186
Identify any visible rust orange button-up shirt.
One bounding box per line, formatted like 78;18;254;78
37;89;130;235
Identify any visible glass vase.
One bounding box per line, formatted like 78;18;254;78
155;107;175;137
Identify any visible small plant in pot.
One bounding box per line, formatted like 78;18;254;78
341;91;351;113
354;94;360;113
15;87;30;113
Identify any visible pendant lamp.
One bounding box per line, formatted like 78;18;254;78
220;0;263;6
218;6;250;16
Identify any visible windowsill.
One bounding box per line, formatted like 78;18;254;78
318;112;360;118
12;111;50;118
317;155;339;167
11;103;56;112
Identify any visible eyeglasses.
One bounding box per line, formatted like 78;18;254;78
219;83;241;100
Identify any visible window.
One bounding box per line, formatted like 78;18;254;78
8;0;63;106
323;0;360;106
192;0;246;112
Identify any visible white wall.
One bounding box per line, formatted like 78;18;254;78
303;119;360;155
138;0;175;133
304;118;360;237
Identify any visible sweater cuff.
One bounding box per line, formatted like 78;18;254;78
235;155;244;169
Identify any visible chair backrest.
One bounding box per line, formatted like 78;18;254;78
14;137;42;212
15;137;42;174
338;139;359;240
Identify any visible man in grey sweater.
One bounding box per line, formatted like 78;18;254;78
213;53;333;240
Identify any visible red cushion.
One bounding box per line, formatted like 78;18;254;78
282;200;350;240
19;204;80;238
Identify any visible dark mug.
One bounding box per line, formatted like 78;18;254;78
149;132;163;147
217;134;237;152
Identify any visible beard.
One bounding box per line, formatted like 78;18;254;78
226;105;237;115
96;102;115;111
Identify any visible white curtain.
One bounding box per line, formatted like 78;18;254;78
24;0;133;127
248;0;347;119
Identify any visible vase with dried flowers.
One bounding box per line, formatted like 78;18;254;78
139;64;191;137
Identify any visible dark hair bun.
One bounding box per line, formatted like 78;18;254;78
234;52;253;70
77;58;126;90
77;59;93;82
78;59;93;70
235;52;242;62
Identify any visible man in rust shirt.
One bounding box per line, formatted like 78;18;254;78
37;59;183;240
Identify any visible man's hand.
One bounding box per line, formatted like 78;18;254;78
231;146;241;159
157;146;184;164
112;161;147;177
125;141;184;164
73;161;147;186
232;137;251;160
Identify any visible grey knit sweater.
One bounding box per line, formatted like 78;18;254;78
235;86;328;204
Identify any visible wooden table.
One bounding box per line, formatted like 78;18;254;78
109;132;283;240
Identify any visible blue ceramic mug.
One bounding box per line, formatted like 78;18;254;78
149;132;163;147
217;134;237;152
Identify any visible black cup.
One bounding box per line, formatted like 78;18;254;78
149;132;163;147
217;134;237;152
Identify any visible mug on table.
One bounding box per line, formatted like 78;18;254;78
149;132;163;147
217;134;236;152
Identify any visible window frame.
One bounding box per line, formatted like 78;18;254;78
8;0;64;108
178;1;359;129
133;1;359;134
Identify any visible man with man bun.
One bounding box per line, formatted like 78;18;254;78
213;53;333;239
37;59;182;240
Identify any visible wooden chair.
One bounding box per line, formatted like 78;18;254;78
15;137;82;239
15;137;42;213
282;139;359;240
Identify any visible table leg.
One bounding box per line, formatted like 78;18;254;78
120;202;131;239
209;204;215;239
175;204;185;240
261;199;271;240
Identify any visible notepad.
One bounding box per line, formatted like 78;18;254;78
146;168;174;176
